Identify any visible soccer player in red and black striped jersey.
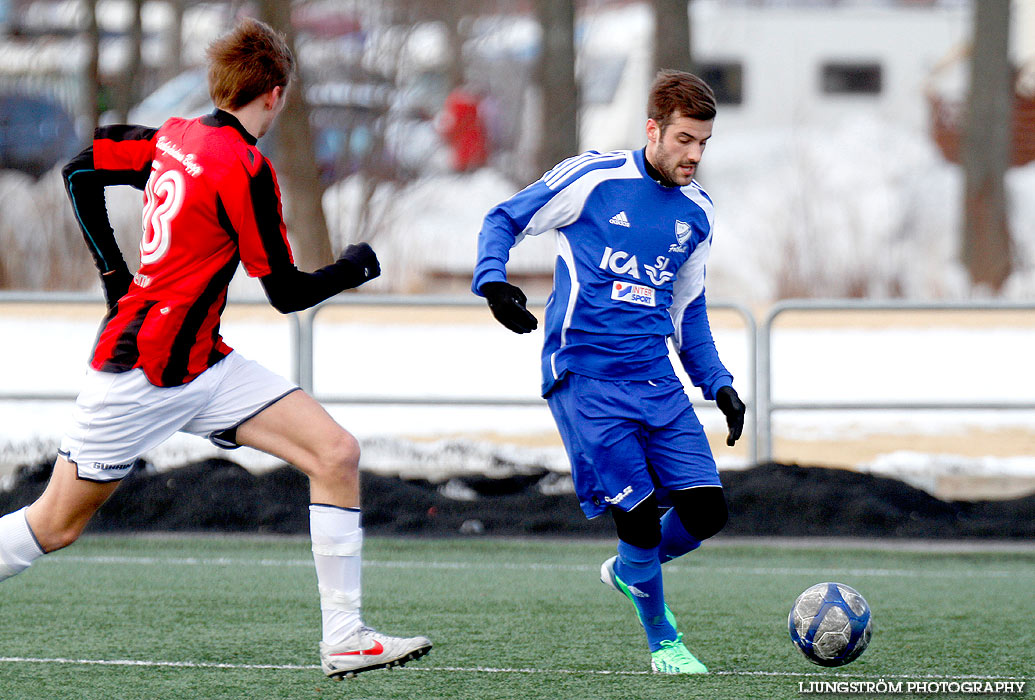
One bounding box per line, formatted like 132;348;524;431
0;19;430;679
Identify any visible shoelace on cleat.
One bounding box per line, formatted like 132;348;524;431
655;635;698;666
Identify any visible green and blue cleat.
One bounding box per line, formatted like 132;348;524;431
649;634;709;674
600;555;708;674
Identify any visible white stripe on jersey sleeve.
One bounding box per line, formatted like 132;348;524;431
668;183;716;350
542;150;628;190
668;233;711;349
681;181;715;229
542;152;599;189
524;154;640;239
554;231;580;359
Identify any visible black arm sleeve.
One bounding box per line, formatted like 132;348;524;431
64;145;156;308
260;244;380;314
62;145;151;273
62;147;135;278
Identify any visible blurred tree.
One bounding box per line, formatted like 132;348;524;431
258;0;334;270
80;0;101;134
962;1;1012;291
534;0;578;173
439;0;466;91
653;0;692;74
390;0;480;90
112;0;144;123
163;0;186;83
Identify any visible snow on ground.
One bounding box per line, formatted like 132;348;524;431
3;103;1035;498
1;310;1033;500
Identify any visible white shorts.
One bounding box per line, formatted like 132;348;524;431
59;351;299;482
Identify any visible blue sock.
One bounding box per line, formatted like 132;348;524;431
614;541;677;651
658;508;701;563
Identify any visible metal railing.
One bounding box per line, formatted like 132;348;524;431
6;291;1033;468
0;292;303;400
756;299;1035;461
0;291;759;461
301;296;758;462
298;295;538;404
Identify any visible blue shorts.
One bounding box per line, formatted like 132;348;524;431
547;372;721;519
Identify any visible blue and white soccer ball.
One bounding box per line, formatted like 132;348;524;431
788;582;872;666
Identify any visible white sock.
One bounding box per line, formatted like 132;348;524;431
310;504;363;645
0;507;44;582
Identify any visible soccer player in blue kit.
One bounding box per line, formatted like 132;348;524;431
473;70;746;674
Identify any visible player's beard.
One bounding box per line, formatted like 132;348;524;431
652;141;697;186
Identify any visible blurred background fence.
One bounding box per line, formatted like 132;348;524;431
3;1;1035;502
4;291;1035;476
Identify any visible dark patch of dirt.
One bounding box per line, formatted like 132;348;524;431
1;460;1032;539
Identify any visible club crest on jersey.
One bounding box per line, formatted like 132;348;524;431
599;246;640;279
669;220;692;253
611;281;655;307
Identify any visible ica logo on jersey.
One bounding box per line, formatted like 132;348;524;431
599;246;640;279
600;247;675;289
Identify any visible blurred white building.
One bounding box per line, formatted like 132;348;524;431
580;0;986;149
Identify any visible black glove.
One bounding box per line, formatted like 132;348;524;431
715;385;745;447
101;267;133;310
336;242;380;288
480;281;538;334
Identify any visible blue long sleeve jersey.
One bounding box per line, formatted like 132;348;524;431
473;148;733;398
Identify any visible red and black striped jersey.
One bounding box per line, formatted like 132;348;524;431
64;110;296;387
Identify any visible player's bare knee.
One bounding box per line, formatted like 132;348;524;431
310;430;360;483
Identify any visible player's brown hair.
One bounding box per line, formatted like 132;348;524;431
206;18;295;111
647;69;716;131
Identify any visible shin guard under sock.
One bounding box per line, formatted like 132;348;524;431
658;507;701;564
310;504;363;645
0;507;44;582
615;540;677;651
